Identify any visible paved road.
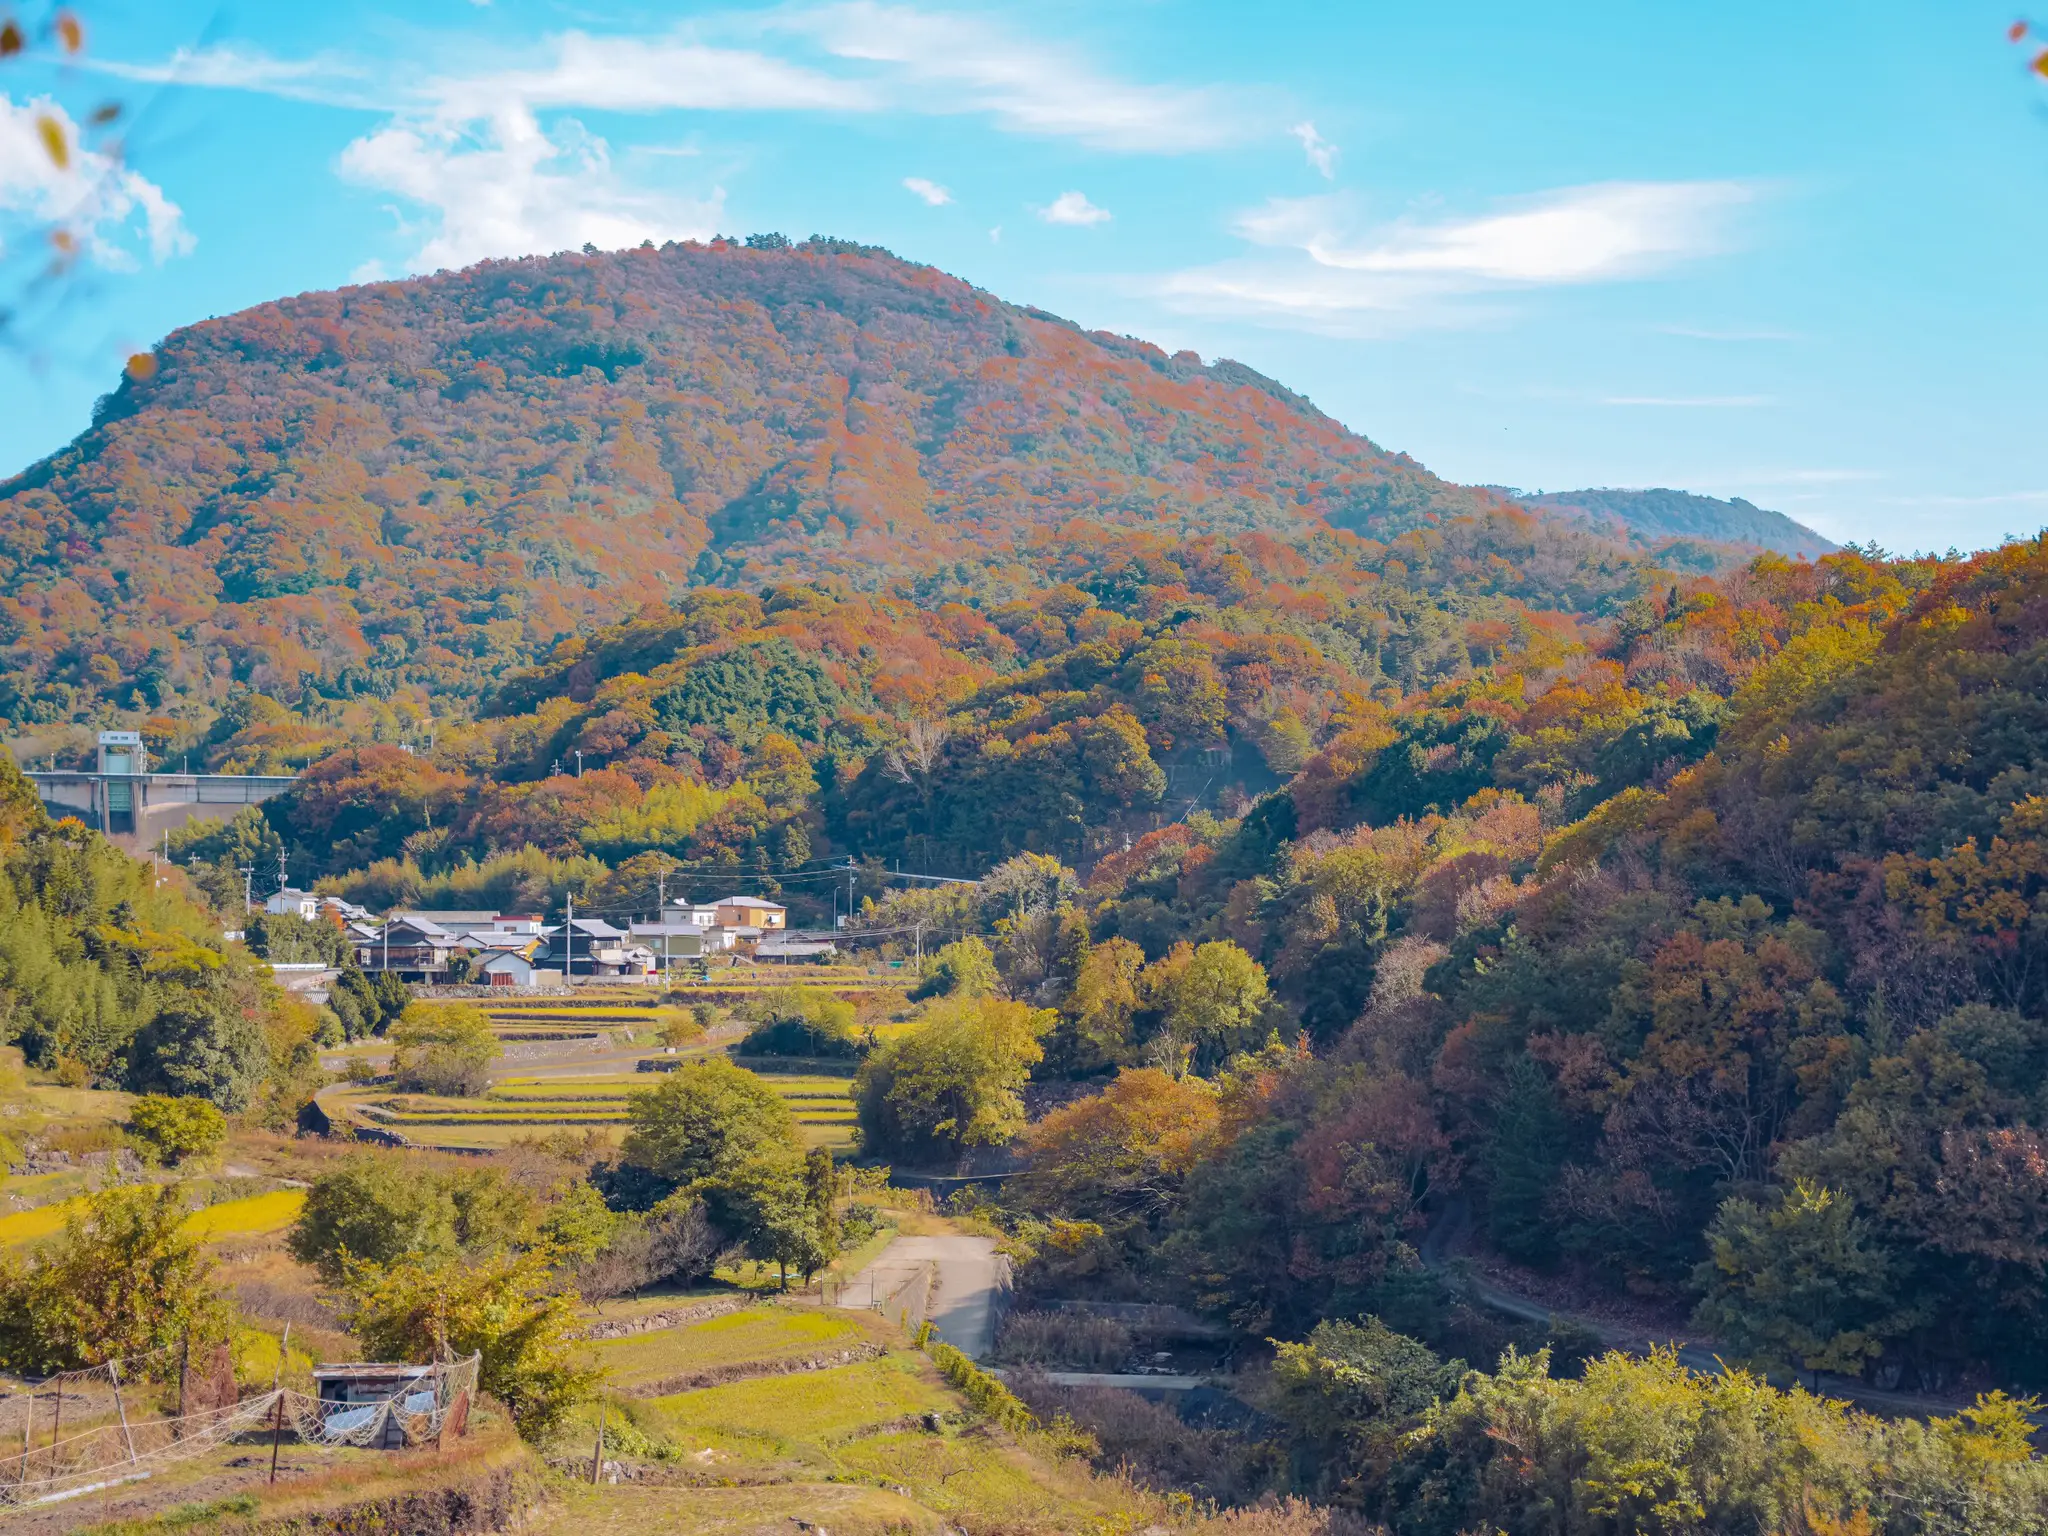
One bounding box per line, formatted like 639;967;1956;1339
838;1234;1007;1359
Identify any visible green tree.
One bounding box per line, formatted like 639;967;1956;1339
1693;1180;1907;1377
127;1093;228;1166
738;986;859;1057
910;936;1000;1001
619;1057;799;1194
127;991;270;1111
1483;1054;1570;1264
390;1002;499;1096
854;995;1048;1163
1153;940;1271;1073
0;1185;230;1372
340;1246;598;1439
289;1153;535;1280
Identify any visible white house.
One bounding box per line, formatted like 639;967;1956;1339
264;887;321;921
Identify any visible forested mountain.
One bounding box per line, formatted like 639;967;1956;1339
0;234;1527;729
1516;486;1838;559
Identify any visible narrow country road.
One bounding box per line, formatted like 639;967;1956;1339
838;1234;1007;1358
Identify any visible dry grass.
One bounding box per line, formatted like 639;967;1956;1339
994;1310;1135;1371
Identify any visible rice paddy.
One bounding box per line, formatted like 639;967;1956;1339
0;1186;309;1247
585;1305;867;1388
329;1064;858;1150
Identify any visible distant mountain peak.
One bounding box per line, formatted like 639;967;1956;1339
1506;486;1837;560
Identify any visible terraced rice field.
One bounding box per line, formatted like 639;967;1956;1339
585;1306;867;1389
342;1066;858;1149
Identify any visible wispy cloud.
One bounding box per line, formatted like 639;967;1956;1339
1290;121;1337;179
1038;190;1111;226
89;45;384;109
1160;181;1754;334
785;2;1243;152
0;94;192;268
99;7;1248;274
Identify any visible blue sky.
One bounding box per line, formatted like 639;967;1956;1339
3;0;2045;551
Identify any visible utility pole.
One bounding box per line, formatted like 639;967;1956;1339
565;890;575;981
277;845;289;901
573;750;584;779
239;866;254;916
657;870;668;979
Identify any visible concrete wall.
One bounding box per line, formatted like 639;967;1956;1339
24;771;298;853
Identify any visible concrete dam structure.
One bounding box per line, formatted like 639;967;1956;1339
26;734;295;852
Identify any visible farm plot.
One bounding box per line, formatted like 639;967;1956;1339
586;1305;870;1390
335;1066;857;1151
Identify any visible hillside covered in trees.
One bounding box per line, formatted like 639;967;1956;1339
0;234;1558;730
1515;486;1839;560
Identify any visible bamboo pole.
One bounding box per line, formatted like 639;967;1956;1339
46;1388;60;1481
16;1391;28;1489
268;1323;290;1484
589;1396;606;1484
108;1361;138;1465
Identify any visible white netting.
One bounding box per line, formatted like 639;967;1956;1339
0;1352;481;1511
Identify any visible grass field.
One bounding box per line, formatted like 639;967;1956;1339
586;1305;867;1388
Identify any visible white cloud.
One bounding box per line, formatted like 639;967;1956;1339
1160;181;1753;333
1039;190;1110;226
903;176;951;206
338;107;722;273
989;225;1001;243
90;45;383;109
787;1;1241;151
1291;121;1337;179
0;95;192;267
432;32;872;117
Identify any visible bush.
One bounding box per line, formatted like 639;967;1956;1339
572;1194;723;1302
737;986;858;1058
926;1336;1033;1432
127;1094;228;1166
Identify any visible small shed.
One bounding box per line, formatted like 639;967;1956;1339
311;1362;436;1449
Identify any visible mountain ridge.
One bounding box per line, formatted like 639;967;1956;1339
1510;485;1837;559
